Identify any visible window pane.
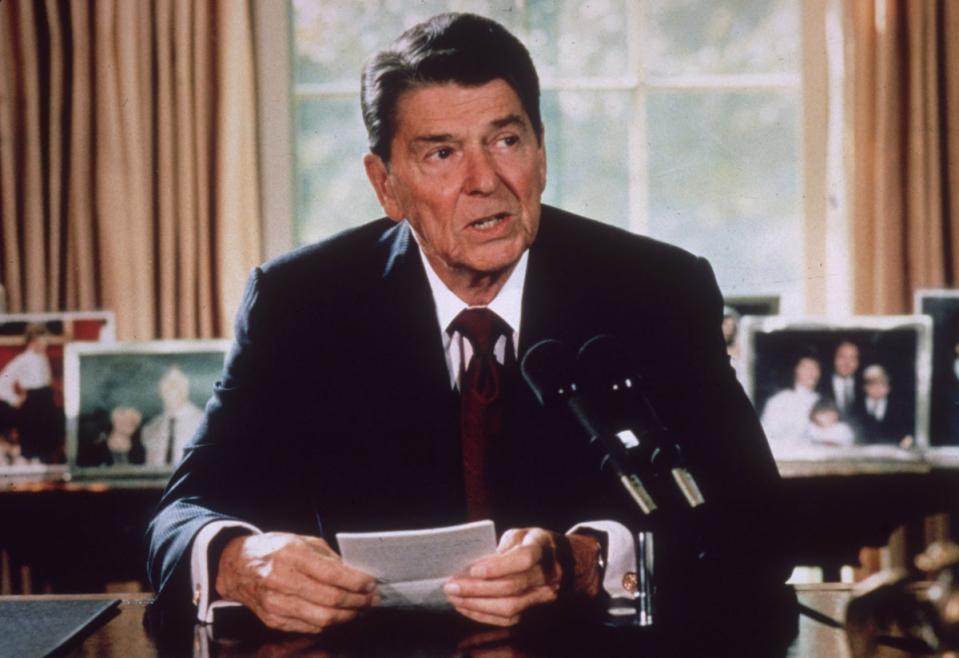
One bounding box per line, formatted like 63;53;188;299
294;97;382;244
646;89;801;307
541;90;631;228
645;0;799;76
293;0;524;86
527;0;631;79
293;0;448;85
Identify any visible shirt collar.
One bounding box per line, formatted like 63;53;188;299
412;229;526;337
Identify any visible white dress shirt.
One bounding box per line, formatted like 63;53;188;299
0;351;51;406
190;240;638;622
831;375;855;413
760;386;820;454
866;396;888;421
141;402;205;466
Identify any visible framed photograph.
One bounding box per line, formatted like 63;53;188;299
915;290;959;449
725;295;780;317
723;296;779;374
64;340;229;477
739;315;932;461
0;312;115;475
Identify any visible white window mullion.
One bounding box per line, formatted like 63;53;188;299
628;0;649;236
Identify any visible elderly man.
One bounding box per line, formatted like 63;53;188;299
147;13;787;634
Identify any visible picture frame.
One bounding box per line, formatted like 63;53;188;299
738;315;933;461
0;311;116;476
915;289;959;451
64;340;229;478
725;295;780;317
723;295;780;374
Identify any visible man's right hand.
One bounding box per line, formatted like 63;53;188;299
215;532;378;633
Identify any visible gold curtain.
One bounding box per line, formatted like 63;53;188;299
0;0;261;339
849;0;959;314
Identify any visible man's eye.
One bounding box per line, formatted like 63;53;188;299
499;135;519;147
429;147;453;161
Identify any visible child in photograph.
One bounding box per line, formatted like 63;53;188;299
804;398;855;447
0;323;62;462
861;363;913;447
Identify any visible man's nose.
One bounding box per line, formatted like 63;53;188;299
463;148;498;195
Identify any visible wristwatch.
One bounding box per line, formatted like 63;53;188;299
571;528;609;587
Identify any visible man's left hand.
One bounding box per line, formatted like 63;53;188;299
443;527;602;626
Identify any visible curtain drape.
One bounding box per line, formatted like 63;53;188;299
0;0;261;339
848;0;959;314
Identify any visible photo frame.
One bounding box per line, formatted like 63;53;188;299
64;340;229;478
0;311;116;477
739;315;932;461
725;295;780;317
915;290;959;453
723;295;780;374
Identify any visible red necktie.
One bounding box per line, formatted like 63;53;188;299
448;308;514;521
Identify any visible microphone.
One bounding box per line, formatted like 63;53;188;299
520;339;658;516
577;335;705;509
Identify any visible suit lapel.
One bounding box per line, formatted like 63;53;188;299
376;222;465;519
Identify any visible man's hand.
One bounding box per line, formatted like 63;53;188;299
443;527;602;627
215;532;378;634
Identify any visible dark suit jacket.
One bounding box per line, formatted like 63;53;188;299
146;206;789;616
859;396;912;445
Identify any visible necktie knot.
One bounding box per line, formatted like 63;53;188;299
448;308;511;357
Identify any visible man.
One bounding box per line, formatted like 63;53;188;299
141;366;204;467
147;13;788;634
818;340;866;432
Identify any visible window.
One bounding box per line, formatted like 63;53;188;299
282;0;810;313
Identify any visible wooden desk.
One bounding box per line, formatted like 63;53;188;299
0;585;939;658
2;461;957;594
0;480;163;593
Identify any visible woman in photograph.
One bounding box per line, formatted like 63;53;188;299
760;354;822;450
0;323;63;462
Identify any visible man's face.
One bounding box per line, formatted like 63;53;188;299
834;342;860;377
364;80;546;280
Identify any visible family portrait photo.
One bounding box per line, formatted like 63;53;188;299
738;316;932;460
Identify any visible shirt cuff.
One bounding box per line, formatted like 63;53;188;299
568;520;636;616
190;520;261;623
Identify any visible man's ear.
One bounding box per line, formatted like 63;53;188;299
363;153;404;221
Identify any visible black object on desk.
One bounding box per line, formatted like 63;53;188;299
0;598;119;657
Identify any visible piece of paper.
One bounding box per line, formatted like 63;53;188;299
337;520;496;609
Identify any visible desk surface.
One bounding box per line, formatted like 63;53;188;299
0;585;940;658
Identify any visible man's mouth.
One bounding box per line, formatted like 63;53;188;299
468;212;510;231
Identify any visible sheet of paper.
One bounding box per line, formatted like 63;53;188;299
336;520;496;609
